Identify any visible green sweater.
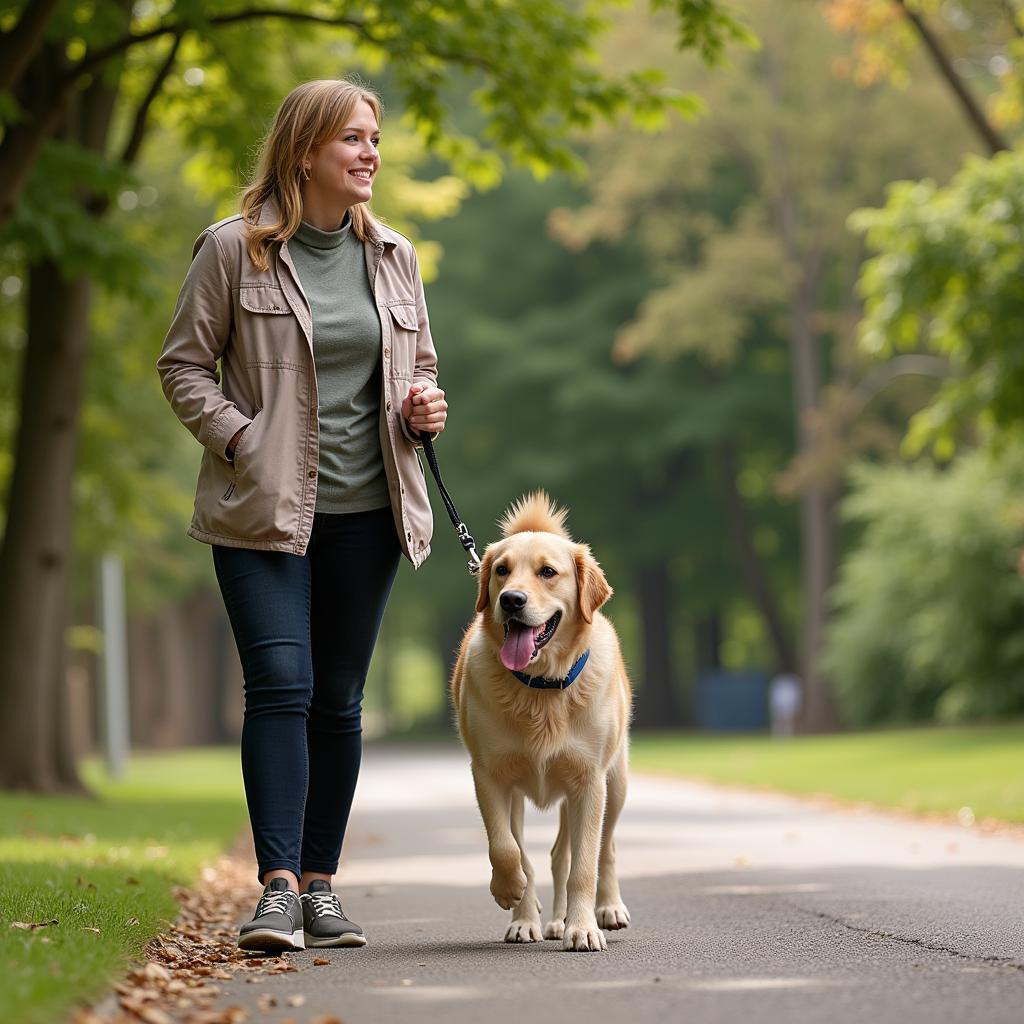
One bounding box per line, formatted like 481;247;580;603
288;215;389;513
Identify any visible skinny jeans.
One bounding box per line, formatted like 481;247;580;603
212;506;401;884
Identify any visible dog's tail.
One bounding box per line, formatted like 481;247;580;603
498;491;571;539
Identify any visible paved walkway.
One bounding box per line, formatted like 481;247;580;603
204;744;1024;1024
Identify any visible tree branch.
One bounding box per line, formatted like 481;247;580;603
1002;1;1024;39
0;0;62;94
118;34;182;168
893;0;1010;154
849;354;950;418
67;7;490;86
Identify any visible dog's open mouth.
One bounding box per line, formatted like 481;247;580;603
501;612;561;673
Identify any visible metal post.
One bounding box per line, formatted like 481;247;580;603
98;552;131;777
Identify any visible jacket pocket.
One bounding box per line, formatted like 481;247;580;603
386;301;418;379
238;286;291;315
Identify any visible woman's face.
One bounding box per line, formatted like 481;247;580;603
304;99;381;214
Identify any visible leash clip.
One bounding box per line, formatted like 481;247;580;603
458;522;482;574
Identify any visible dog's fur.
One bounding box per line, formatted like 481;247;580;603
450;492;632;951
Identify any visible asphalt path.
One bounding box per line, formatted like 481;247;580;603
208;743;1024;1024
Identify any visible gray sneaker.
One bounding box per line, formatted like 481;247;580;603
300;879;366;947
238;877;304;951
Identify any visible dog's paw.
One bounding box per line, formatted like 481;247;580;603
542;918;565;940
596;902;630;930
562;920;608;952
505;919;543;943
490;867;527;911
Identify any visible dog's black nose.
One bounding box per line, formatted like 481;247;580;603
500;590;528;613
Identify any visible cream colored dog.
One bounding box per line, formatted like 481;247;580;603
451;492;632;952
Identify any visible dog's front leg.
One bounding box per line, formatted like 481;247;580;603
562;770;608;952
505;789;543;942
472;765;527;910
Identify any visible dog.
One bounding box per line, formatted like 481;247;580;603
450;492;632;952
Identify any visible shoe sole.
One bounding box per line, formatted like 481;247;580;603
304;932;367;948
238;927;305;951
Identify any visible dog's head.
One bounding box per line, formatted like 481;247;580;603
475;492;612;675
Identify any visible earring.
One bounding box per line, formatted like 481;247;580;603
301;165;311;181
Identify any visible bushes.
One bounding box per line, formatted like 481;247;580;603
824;448;1024;726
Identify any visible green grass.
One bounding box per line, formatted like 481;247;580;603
631;722;1024;823
0;748;247;1024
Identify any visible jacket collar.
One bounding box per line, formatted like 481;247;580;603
256;198;398;249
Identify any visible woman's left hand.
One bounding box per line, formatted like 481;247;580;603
402;383;447;437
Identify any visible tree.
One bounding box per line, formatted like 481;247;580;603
0;0;752;791
823;447;1024;725
823;0;1023;154
550;0;977;729
851;146;1024;454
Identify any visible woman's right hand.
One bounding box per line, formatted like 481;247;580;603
226;425;247;462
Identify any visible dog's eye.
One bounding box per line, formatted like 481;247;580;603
495;565;509;577
539;566;557;579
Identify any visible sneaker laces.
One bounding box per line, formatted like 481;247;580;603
303;890;344;919
255;889;295;916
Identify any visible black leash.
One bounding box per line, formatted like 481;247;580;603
419;436;482;575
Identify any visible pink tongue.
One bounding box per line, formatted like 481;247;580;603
501;621;542;672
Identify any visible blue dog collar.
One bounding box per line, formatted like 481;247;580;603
512;649;590;690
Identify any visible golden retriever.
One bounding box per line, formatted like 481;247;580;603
450;492;632;952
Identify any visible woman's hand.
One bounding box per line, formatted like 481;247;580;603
402;383;447;437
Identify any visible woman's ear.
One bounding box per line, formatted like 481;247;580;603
574;544;612;624
475;550;494;614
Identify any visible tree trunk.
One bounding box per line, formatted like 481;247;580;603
716;439;796;673
632;559;680;729
764;43;842;732
0;262;93;791
790;276;841;732
0;59;122;790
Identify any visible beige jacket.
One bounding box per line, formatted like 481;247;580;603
157;204;437;567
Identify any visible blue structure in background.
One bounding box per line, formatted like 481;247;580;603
695;670;770;731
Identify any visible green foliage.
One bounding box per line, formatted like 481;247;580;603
823;448;1024;725
853;148;1024;456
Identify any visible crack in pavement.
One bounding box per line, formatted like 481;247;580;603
798;905;1024;973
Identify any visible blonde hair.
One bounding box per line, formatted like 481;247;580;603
241;79;383;271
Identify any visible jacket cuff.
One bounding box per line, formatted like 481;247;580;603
208;407;253;461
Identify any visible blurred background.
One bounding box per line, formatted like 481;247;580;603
3;0;1024;794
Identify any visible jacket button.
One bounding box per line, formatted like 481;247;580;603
384;347;390;358
386;401;392;412
407;531;412;541
308;470;316;479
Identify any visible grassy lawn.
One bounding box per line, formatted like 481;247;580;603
630;722;1024;824
0;748;247;1024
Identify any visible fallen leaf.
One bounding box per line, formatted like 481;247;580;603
126;916;140;926
10;919;58;930
286;994;306;1007
138;1007;175;1024
143;962;172;982
312;958;330;966
82;926;101;934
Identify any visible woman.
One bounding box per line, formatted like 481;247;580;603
157;79;447;951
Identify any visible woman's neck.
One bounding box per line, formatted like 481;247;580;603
299;194;351;232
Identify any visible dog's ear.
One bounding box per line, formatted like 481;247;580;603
574;545;612;624
475;549;494;614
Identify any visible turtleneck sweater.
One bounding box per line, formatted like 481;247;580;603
288;214;388;513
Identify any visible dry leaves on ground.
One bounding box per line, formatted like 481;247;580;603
72;835;301;1024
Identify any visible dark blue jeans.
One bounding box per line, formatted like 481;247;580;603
212;507;401;884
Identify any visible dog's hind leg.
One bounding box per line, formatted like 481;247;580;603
505;789;542;942
596;750;630;930
542;799;570;940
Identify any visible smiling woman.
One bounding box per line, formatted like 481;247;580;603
156;78;448;953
